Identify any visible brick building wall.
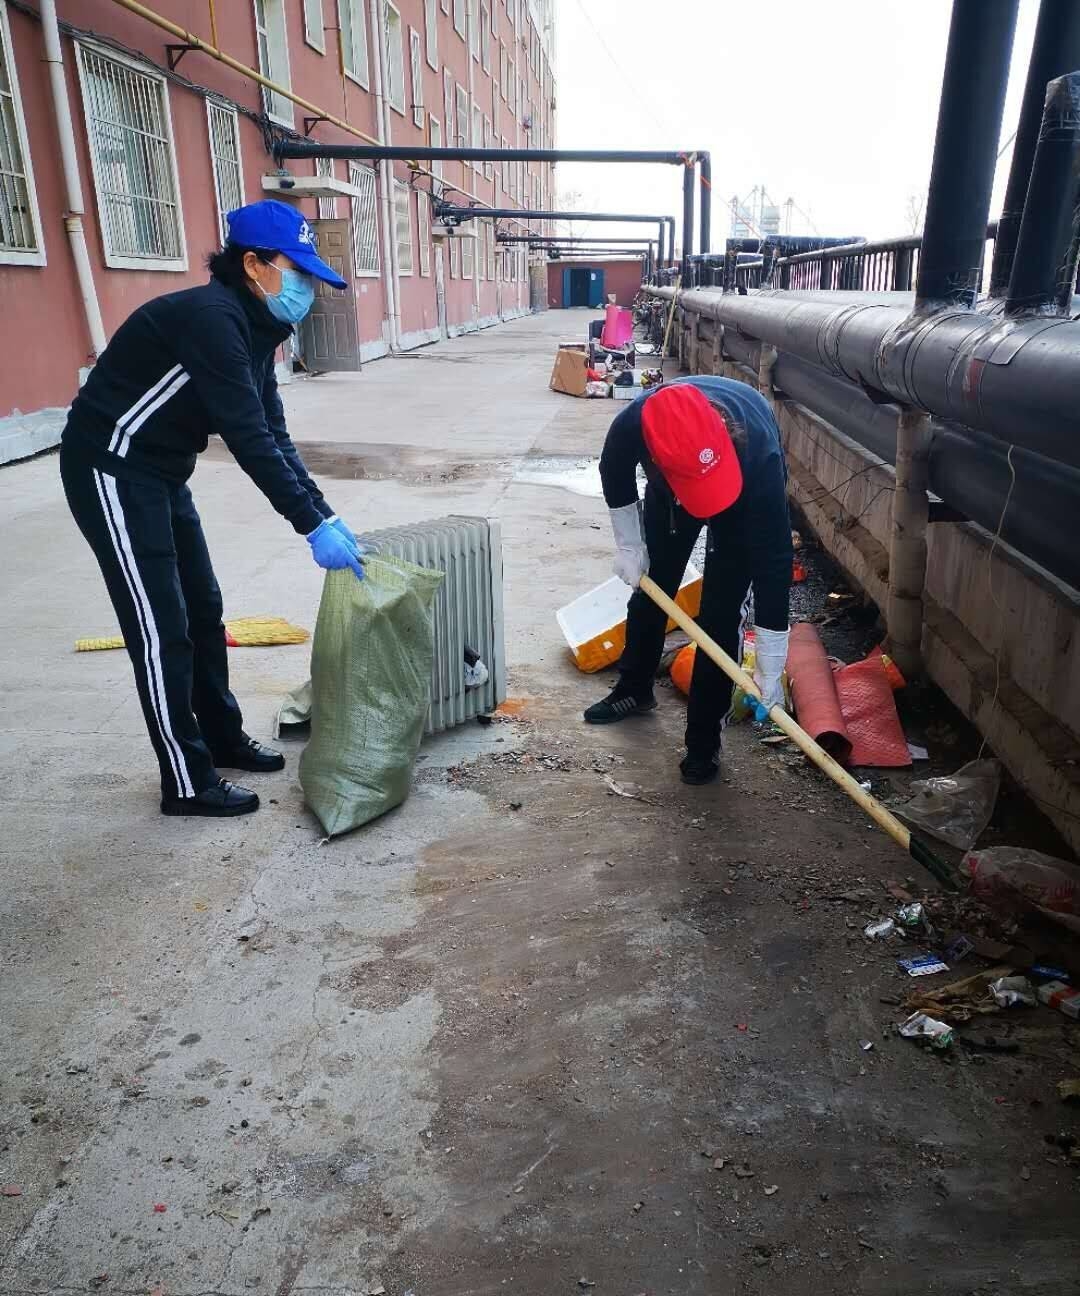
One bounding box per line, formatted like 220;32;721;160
0;0;556;435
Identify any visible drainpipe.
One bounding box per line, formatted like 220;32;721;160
369;0;401;352
915;0;1019;307
466;0;480;328
989;0;1080;297
681;163;694;281
41;0;107;360
1004;72;1080;315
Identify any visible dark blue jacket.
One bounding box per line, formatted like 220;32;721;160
62;277;332;535
599;374;792;629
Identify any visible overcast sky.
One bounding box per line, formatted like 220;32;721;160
553;0;1039;248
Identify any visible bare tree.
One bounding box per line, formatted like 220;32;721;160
905;192;925;235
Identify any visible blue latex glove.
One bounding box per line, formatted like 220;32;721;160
307;518;364;578
329;515;358;547
749;696;770;723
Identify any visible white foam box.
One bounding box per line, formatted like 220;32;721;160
556;566;702;673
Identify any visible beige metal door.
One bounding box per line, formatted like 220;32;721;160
300;219;360;371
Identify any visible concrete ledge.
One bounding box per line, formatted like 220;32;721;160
0;408;66;466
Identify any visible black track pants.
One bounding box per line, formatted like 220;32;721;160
618;484;750;759
61;446;244;799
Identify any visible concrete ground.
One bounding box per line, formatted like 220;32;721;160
2;309;1078;1296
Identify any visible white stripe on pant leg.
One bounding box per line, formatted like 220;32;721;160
115;371;191;459
108;364;183;455
93;470;195;798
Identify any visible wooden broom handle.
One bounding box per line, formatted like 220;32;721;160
639;575;914;852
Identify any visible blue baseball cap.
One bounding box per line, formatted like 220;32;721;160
225;199;347;289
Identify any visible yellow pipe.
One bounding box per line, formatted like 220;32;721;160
106;0;529;226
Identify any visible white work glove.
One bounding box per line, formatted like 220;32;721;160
609;502;649;587
752;625;789;716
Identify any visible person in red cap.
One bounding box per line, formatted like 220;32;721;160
584;375;793;785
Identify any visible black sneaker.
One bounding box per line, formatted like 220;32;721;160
210;734;285;773
680;754;719;785
162;779;260;817
583;687;658;725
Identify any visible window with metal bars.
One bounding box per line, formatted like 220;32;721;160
477;222;485;282
424;0;438;69
394;181;413;275
385;2;405;115
0;1;44;265
315;155;337;220
455;83;468;147
339;0;370;87
303;0;325;52
449;231;459;278
207;100;243;246
348;162;379;275
253;0;292;123
417;192;431;277
486;221;495;280
461;228;474;279
76;44;185;270
409;28;424;128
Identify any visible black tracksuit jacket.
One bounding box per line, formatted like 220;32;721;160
62;276;332;535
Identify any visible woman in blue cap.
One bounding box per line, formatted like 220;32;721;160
60;200;362;818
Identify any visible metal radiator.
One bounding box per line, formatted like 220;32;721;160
358;515;506;734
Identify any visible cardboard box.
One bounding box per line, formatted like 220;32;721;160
550;344;589;397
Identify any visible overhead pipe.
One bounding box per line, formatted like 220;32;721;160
1004;72;1080;316
41;0;107;359
646;284;1080;470
989;0;1080;296
916;0;1018;307
278;141;702;266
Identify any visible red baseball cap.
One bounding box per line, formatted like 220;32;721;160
641;384;743;518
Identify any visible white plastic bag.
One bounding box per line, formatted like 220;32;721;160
897;759;1000;850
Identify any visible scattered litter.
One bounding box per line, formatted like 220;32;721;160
896;902;925;929
712;1157;727;1170
965;846;1080;932
632;1200;644;1212
1;1186;22;1197
1038;981;1080;1020
944;934;975;964
508;800;523;811
865;918;896;939
899;1013;954;1050
1020;1165;1032;1181
152;1203;167;1213
897;759;1000;850
603;775;651;803
1057;1080;1080;1102
899;954;949;977
366;1286;387;1295
858;1039;874;1052
764;1184;779;1196
907;743;930;762
1030;964;1071;983
578;1280;596;1289
988;976;1036;1008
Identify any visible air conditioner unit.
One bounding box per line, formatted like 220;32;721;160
432;223;478;240
277;517;506;739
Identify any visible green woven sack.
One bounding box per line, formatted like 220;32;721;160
299;556;444;836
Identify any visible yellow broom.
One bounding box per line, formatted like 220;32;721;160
75;616;309;652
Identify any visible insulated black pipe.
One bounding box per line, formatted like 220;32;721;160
1004;72;1080;315
682;164;694;280
496;235;656;245
699;153;711;255
440;205;669;224
647;285;1080;469
274;143;707;165
989;0;1080;296
916;0;1018;307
